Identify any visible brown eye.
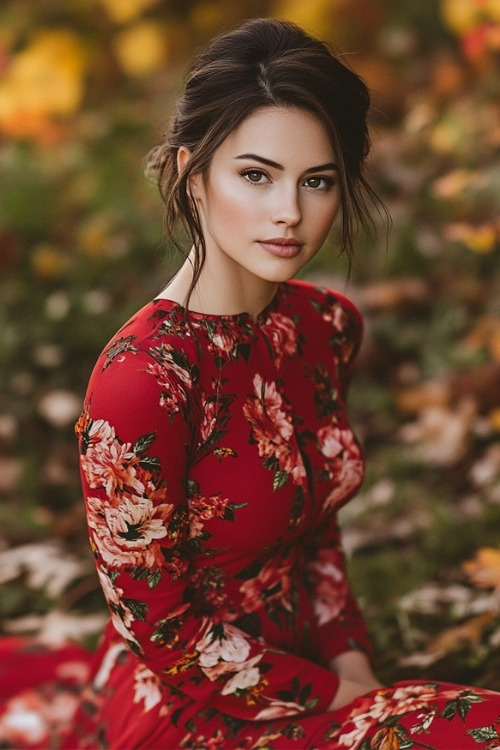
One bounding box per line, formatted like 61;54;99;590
306;177;322;188
242;169;267;183
304;176;334;189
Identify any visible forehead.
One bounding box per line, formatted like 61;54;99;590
214;106;335;164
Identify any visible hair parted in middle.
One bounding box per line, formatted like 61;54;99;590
147;17;383;294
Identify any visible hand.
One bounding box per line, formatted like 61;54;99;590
327;676;378;711
327;650;384;711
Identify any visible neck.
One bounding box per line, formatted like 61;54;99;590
158;252;278;319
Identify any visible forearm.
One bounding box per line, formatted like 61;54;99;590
329;650;382;688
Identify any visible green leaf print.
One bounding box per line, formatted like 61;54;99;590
273;469;289;490
139;455;161;471
441;691;484;722
467;725;499;743
133;431;156;454
147;570;162;588
122;597;149;621
131;567;162;588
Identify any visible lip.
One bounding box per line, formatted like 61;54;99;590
258;237;304;258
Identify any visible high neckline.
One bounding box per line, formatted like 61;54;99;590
153;282;284;325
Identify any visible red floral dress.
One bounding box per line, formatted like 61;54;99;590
2;280;500;749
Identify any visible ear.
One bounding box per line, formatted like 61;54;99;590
176;146;191;175
177;146;203;199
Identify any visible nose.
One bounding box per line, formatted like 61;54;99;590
272;184;301;227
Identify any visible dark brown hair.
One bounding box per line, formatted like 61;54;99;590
147;17;382;296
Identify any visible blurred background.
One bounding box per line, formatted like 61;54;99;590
1;0;500;688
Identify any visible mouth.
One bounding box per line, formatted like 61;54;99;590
258;238;304;258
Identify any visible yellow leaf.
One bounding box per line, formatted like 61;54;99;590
77;215;114;259
486;0;500;21
31;244;70;281
441;0;482;35
429;118;464;154
0;30;86;134
446;223;497;254
99;0;161;24
488;408;500;431
431;168;480;200
113;21;167;77
463;547;500;589
272;0;340;41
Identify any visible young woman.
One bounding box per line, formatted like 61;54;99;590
2;16;500;750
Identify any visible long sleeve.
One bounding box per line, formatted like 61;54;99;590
302;286;373;664
77;342;341;721
304;516;373;666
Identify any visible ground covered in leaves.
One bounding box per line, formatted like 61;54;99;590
1;0;500;689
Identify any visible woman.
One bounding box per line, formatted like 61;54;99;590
2;16;500;750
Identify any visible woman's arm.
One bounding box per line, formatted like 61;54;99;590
79;340;346;721
327;652;384;710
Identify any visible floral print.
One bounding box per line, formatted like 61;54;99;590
243;372;307;489
2;280;500;749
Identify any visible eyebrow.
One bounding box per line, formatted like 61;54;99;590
235;153;338;173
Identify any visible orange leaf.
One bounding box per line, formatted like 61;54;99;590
463;547;500;589
0;30;86;137
423;612;497;659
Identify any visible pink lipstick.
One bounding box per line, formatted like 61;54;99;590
258;237;303;258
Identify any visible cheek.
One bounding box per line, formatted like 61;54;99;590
315;200;340;240
210;182;261;227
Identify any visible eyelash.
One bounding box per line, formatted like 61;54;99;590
239;169;335;190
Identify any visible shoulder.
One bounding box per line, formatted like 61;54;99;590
92;299;195;373
84;299;199;414
280;279;363;338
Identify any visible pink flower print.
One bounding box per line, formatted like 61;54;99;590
337;684;468;750
199;399;219;443
96;567;140;645
321;300;345;328
195;621;264;694
146;361;189;417
81;419;143;500
219;655;263;696
254;697;306;721
239;558;293;615
148;344;194;388
323;455;364;511
206;321;239;356
87;493;173;570
189;494;230;538
317;424;344;459
317;424;364;511
133;664;163;713
305;549;348;625
243;374;306;486
196;622;251;670
260;312;298;368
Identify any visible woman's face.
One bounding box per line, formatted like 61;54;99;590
187;106;341;302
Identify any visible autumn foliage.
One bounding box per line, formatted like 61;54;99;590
0;0;499;687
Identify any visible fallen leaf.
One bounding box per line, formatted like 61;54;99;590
427;611;497;654
401;611;497;667
3;609;107;646
399;398;476;466
0;542;90;599
463;547;500;590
